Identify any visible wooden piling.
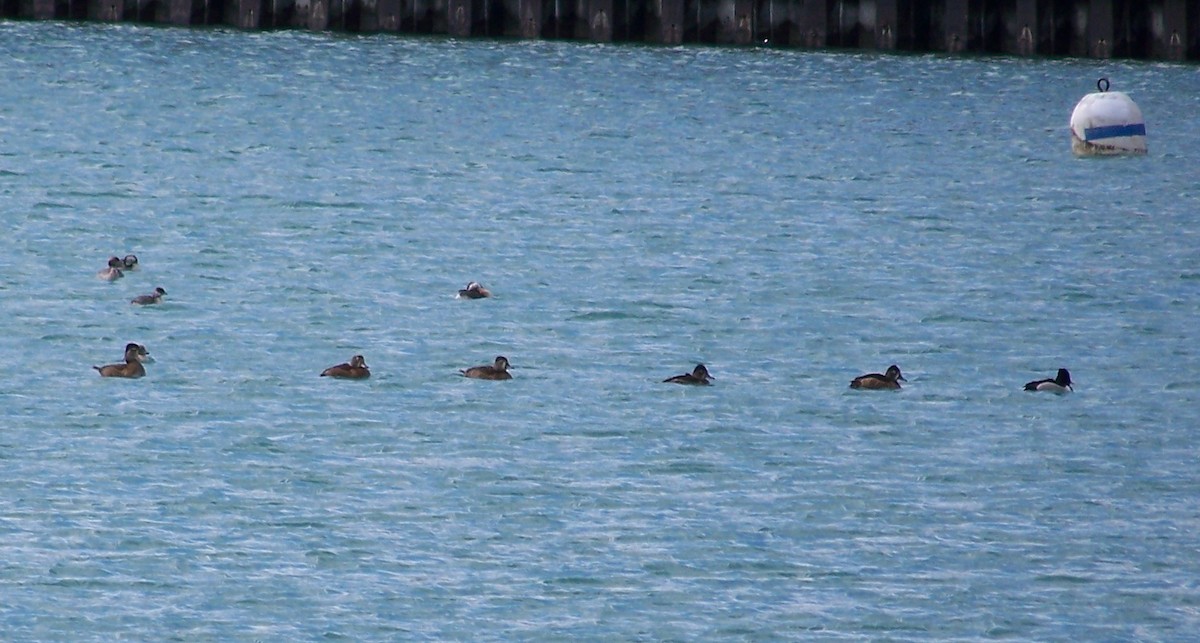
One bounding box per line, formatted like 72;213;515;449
872;0;896;50
308;0;328;29
516;0;540;37
0;0;1193;61
372;0;399;29
1087;0;1112;58
22;0;57;19
87;0;123;20
647;0;683;44
713;0;751;44
226;0;260;27
446;0;468;34
585;0;613;41
754;0;788;45
166;0;191;24
1155;0;1188;61
942;0;968;53
791;0;826;48
1011;0;1036;55
413;0;435;32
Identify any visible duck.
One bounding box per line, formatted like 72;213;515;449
461;355;512;380
131;287;167;305
93;342;149;378
664;364;713;385
1024;368;1073;394
97;256;124;281
321;354;370;379
850;364;906;390
122;254;139;270
456;282;492;299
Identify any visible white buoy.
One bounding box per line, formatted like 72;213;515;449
1070;78;1147;156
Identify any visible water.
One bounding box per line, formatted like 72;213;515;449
2;20;1200;640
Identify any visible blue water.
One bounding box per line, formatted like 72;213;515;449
2;20;1200;640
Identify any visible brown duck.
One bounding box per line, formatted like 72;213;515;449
664;364;713;385
850;365;906;390
94;343;149;378
461;356;512;380
321;354;370;379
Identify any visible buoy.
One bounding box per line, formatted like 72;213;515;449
1069;78;1147;156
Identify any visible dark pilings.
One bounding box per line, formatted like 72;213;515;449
22;0;57;19
447;0;469;34
413;0;436;32
1088;0;1112;58
0;0;1194;61
791;0;826;48
374;0;399;29
1155;0;1187;61
648;0;683;43
227;0;260;26
942;0;968;53
713;0;751;44
259;0;297;27
87;0;123;19
308;0;328;29
754;0;789;45
166;0;189;21
517;0;540;36
1013;0;1036;55
828;0;861;48
586;0;613;41
873;0;897;50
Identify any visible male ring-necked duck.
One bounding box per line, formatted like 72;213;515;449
97;256;124;281
131;287;167;305
461;355;511;380
321;354;371;379
664;364;713;385
850;365;906;390
93;342;149;378
1024;368;1073;394
122;254;139;270
457;282;492;299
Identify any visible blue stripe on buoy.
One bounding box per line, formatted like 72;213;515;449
1084;123;1147;141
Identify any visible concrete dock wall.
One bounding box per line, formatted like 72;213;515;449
4;0;1196;62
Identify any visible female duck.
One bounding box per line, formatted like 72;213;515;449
94;343;149;378
1024;368;1072;394
131;287;167;305
664;364;713;385
122;254;139;270
97;256;124;282
850;365;906;390
321;354;370;379
461;356;511;380
457;282;492;299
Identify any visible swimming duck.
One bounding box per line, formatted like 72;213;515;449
850;365;906;390
1024;368;1073;394
131;287;167;305
461;355;512;380
457;282;492;299
122;254;139;270
97;256;124;281
664;364;713;385
93;342;149;378
321;354;370;379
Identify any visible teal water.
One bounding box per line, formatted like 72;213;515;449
2;20;1200;640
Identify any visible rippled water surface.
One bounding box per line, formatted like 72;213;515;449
2;20;1200;640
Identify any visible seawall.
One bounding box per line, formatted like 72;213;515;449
4;0;1196;62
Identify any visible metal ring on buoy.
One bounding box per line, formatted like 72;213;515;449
1097;77;1110;92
